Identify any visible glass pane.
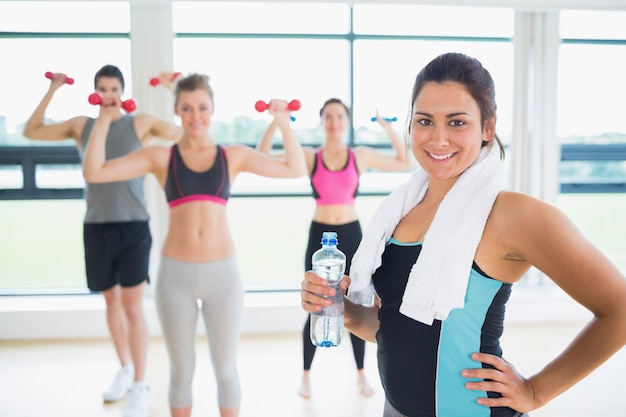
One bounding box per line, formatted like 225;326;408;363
557;44;626;143
353;4;513;37
231;173;309;195
359;171;412;194
0;1;130;32
174;38;350;146
353;40;514;146
0;200;86;291
0;166;23;189
560;10;626;39
561;160;626;185
0;38;132;146
36;164;84;188
173;1;349;34
556;194;626;274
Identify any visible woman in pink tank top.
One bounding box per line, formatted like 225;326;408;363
258;98;409;399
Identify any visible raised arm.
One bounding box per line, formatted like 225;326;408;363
257;118;317;173
23;72;85;146
273;103;307;176
153;71;180;93
256;119;278;155
134;72;183;145
83;101;165;184
354;111;409;172
227;99;307;179
134;113;183;145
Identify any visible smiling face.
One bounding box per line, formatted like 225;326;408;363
410;81;495;182
175;89;213;137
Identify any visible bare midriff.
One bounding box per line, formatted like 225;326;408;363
161;201;235;263
312;204;358;225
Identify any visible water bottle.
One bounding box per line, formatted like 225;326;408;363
310;231;346;347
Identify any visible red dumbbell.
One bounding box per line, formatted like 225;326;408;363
255;99;301;113
149;72;182;86
88;92;137;113
45;71;74;85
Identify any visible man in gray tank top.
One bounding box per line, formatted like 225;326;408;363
23;65;182;417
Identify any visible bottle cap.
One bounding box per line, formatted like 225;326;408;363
321;231;338;246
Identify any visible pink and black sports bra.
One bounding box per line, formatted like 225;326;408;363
310;148;359;206
165;144;230;208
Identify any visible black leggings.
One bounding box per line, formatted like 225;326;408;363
303;220;366;370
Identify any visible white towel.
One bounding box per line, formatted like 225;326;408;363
347;145;505;325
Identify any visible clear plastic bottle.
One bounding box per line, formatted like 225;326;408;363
310;231;346;347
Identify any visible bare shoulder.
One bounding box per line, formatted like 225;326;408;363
492;191;564;223
352;145;375;159
493;191;538;212
70;115;89;128
302;146;316;157
142;143;172;166
353;145;397;171
351;145;377;169
222;143;252;166
222;143;250;157
132;112;162;130
132;112;157;123
132;112;176;140
476;191;579;281
68;115;89;138
487;191;581;254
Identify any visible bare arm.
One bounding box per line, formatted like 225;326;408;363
153;71;180;92
254;118;289;163
523;199;626;408
23;73;85;146
257;118;317;174
228;99;307;179
256;119;278;155
355;111;409;173
83;102;165;184
465;193;626;412
134;74;183;145
134;113;183;145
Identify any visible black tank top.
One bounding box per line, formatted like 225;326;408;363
165;144;230;208
373;240;519;417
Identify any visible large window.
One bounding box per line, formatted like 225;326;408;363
170;2;515;290
557;10;626;145
351;5;514;145
0;1;132;147
0;1;132;292
3;1;625;293
555;9;626;274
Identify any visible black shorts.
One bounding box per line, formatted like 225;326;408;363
83;221;152;292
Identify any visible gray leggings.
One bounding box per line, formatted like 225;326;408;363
156;255;244;409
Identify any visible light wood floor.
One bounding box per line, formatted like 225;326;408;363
2;321;626;417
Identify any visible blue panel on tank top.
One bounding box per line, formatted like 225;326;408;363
437;270;503;416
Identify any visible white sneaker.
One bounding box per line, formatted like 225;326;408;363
123;383;151;417
102;365;134;402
